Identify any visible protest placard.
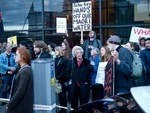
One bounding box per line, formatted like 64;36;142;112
72;1;92;32
7;35;17;47
129;27;150;43
95;62;107;86
56;18;67;33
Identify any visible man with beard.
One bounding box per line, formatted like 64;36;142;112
33;41;51;58
80;30;102;59
140;38;150;85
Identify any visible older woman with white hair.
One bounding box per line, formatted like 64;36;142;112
66;46;93;109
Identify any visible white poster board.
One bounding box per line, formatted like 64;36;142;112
95;62;107;86
129;27;150;43
72;1;92;32
56;18;67;33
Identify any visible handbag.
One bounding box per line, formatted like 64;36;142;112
55;58;62;93
55;80;62;93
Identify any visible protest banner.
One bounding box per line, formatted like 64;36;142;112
129;27;150;43
95;62;107;86
72;1;92;32
56;17;67;33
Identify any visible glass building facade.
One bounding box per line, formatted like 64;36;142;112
0;0;150;45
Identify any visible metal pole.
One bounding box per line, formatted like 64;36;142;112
99;0;103;44
42;0;44;41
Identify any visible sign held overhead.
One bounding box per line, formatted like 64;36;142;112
72;1;92;32
56;18;67;33
129;27;150;43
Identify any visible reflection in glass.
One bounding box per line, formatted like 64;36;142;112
0;0;33;31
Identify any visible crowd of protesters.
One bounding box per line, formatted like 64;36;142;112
0;30;150;113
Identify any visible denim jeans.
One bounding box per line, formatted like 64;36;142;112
1;75;13;98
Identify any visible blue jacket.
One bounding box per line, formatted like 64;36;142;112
0;52;17;74
89;55;101;86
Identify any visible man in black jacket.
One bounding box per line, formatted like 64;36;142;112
33;40;51;58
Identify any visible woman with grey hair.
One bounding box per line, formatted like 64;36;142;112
66;46;93;109
71;46;84;58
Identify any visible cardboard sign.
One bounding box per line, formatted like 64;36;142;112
96;62;107;86
56;18;67;33
72;1;92;32
7;36;17;47
129;27;150;43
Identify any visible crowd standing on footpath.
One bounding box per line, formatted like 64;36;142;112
0;30;150;113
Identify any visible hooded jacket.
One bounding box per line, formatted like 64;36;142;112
81;31;102;59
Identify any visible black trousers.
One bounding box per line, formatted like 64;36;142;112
58;83;67;111
92;84;104;101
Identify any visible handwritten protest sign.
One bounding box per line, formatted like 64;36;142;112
72;1;92;32
7;35;17;47
96;62;107;86
56;18;67;33
129;27;150;43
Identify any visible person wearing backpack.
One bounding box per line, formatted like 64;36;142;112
125;42;146;86
140;38;150;85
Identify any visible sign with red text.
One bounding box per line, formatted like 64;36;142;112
129;27;150;43
72;1;92;32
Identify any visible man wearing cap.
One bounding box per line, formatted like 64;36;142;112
107;35;133;95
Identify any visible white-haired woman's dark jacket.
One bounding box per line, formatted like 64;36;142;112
66;57;93;108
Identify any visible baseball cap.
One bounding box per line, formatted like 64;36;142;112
107;35;121;43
